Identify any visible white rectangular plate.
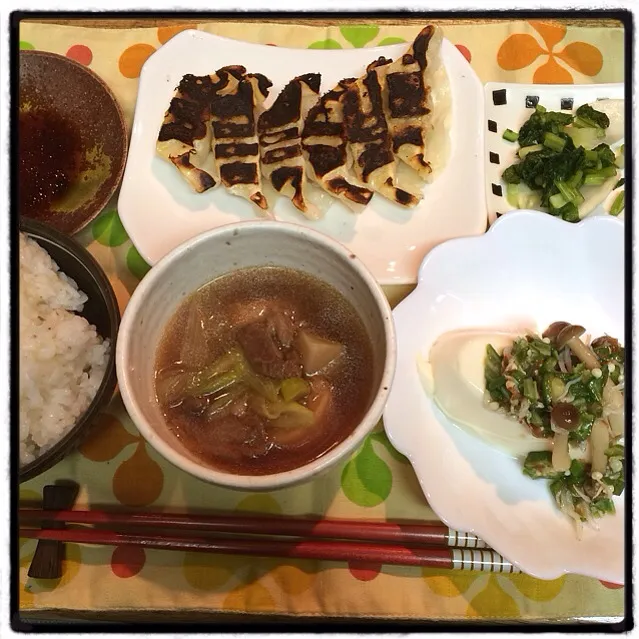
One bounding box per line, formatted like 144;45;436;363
118;30;487;285
484;82;624;224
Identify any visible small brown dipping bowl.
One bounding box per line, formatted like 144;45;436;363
19;51;128;235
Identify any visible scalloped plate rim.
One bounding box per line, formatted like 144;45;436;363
384;210;624;582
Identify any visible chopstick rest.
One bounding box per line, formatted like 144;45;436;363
27;481;79;580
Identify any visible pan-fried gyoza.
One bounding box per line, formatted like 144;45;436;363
155;24;448;218
340;66;420;208
373;25;441;180
258;74;322;219
156;73;220;193
301;81;374;213
211;72;272;213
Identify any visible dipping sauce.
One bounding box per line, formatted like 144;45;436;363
19;108;82;219
154;266;376;476
419;329;552;457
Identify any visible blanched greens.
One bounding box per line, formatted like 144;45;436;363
485;323;625;532
501;102;622;222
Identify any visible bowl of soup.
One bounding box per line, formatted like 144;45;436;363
116;222;395;490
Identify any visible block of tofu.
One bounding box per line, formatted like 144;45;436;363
258;73;322;219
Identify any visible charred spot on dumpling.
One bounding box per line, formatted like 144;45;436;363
220;161;259;187
382;178;418;207
298;73;322;94
305;144;346;178
357;142;394;182
258;81;302;132
214;142;259;159
250;192;269;210
209;65;246;94
176;74;217;104
326;177;374;205
270;166;303;194
211;91;254;122
248;73;273;100
302;117;342;138
386;71;429;119
402;54;415;65
412;25;435;70
212;121;254;139
395;187;418;207
159;98;207;146
259;126;299;147
415;153;431;171
366;57;392;72
170;154;216;192
391;125;423;153
262;144;302;165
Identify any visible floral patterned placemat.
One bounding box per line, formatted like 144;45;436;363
18;19;624;621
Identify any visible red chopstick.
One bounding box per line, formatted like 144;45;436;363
19;508;487;549
18;526;519;572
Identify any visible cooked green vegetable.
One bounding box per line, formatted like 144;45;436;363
157;346;320;431
281;377;311;403
544;131;567;152
610;191;625;216
517;108;573;147
523;451;564;479
485;323;625;533
500;102;621;222
574;103;611;129
503;128;519;142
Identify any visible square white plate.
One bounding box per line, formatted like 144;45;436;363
484;82;624;224
117;30;487;285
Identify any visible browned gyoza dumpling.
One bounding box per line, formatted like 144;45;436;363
156;72;225;193
258;73;322;219
374;25;442;180
340;66;420;208
301;81;373;213
210;71;273;213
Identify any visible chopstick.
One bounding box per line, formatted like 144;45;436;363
19;508;519;573
18;526;519;572
19;508;486;548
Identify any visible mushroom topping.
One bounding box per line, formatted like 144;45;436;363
555;324;600;370
551;402;580;431
542;321;569;343
591;335;621;352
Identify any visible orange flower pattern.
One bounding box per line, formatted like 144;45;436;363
498;21;603;83
78;410;164;507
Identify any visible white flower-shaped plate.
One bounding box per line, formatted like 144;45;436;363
117;29;486;285
383;210;624;582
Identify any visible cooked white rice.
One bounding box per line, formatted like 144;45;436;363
20;232;110;465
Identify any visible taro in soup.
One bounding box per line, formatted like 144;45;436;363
154;266;376;475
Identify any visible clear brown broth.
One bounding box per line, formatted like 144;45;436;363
154;266;376;475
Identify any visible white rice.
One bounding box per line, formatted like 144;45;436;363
19;232;110;465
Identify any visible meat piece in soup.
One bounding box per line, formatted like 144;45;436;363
154;266;376;475
236;318;303;379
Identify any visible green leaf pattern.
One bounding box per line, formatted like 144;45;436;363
91;209;129;247
308;25;406;50
340;425;408;507
126;245;151;281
